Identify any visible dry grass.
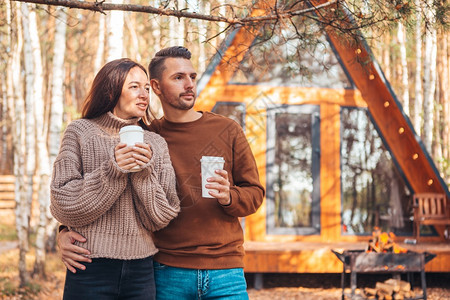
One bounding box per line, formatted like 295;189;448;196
0;210;65;299
0;248;65;299
0;210;449;300
1;246;450;300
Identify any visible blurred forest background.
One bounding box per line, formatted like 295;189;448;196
0;0;449;295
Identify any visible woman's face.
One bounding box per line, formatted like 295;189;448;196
113;66;150;120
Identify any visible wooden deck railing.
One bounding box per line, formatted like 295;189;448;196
0;175;15;209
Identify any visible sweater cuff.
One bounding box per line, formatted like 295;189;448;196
131;152;156;178
221;191;236;207
58;224;68;232
139;146;156;171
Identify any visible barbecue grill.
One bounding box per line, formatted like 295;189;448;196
332;249;436;300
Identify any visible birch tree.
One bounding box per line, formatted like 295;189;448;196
107;0;124;60
437;32;449;179
444;33;450;183
7;1;28;286
397;21;409;115
125;13;141;61
150;0;161;50
422;0;437;153
1;76;8;174
413;0;423;135
215;0;227;48
94;13;105;73
168;0;185;47
38;7;67;270
21;6;37;230
197;0;208;73
19;1;52;280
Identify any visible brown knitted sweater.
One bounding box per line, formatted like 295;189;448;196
50;112;180;260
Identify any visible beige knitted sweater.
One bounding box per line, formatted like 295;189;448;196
50;112;180;260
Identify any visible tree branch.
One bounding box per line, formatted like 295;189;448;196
11;0;337;25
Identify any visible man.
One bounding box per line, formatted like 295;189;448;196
58;46;265;299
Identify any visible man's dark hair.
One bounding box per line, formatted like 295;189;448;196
149;46;192;80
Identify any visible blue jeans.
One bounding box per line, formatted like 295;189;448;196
153;261;248;300
63;256;155;300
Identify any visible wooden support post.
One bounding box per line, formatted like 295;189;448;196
253;273;263;290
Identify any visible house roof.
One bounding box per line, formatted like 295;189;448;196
196;0;449;198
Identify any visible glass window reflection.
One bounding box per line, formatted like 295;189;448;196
340;107;413;235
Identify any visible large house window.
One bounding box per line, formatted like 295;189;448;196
340;107;413;235
267;105;320;235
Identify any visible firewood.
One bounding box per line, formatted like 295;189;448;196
404;290;415;298
383;279;400;293
376;282;395;295
368;241;381;252
393;292;404;300
399;281;411;292
364;287;377;296
377;289;392;300
384;278;411;292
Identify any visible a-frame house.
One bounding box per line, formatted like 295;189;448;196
194;0;450;274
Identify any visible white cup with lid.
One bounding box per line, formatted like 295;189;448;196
200;156;225;198
119;125;144;171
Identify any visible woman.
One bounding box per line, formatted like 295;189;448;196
50;58;180;300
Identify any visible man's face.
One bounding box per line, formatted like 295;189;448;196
153;57;197;111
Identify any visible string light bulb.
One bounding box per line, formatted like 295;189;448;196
427;179;433;186
398;127;405;134
412;153;419;160
384;101;390;107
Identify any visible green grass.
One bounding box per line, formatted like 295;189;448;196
0;223;17;241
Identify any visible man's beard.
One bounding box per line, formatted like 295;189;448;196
164;92;196;110
169;100;194;110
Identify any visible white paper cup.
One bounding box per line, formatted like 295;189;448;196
119;125;144;171
200;156;225;198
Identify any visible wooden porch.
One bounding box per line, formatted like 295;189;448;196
243;241;450;273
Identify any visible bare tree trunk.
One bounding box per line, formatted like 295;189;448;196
125;13;141;61
437;31;448;179
198;0;208;73
179;0;186;47
397;21;409;115
382;32;391;81
1;73;7;174
215;0;227;49
423;1;437;153
21;5;36;239
150;0;161;50
168;0;185;47
22;1;49;278
413;0;423;135
94;13;105;73
22;5;45;280
107;0;124;60
45;7;68;253
10;2;29;287
444;33;450;183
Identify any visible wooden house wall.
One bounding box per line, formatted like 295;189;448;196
194;0;450;272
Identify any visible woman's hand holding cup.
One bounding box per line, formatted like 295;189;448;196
116;125;151;172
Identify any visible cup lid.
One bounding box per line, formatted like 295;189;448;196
119;125;143;133
200;156;225;162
